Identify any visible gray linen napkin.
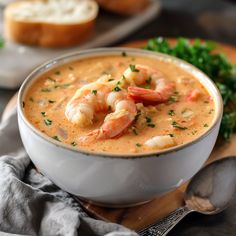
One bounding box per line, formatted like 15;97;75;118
0;108;138;236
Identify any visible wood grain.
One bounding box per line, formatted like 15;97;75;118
3;39;236;232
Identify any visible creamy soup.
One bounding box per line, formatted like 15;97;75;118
24;54;215;154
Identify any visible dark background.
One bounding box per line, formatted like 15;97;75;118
1;0;236;235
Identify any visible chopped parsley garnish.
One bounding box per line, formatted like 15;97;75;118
54;84;70;89
169;133;174;137
48;100;56;103
41;112;46;117
144;85;151;89
52;136;61;142
145;117;152;123
112;86;121;92
172;121;187;130
122;75;126;80
108;78;114;82
122;51;127;57
204;124;209;127
169;95;178;103
41;88;51;92
136;143;142;147
145;117;155;127
147;123;156;128
54;71;61;75
131;127;138;135
0;37;4;48
71;142;77;146
129;64;139;72
168;110;175;116
146;77;152;84
92;90;97;95
44;119;52;126
209;109;214;114
144;37;236;140
192;130;198;135
134;111;141;122
29;97;34;102
47;77;56;82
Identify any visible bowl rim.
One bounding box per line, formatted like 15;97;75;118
18;47;223;159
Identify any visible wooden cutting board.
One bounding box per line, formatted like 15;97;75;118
3;39;236;232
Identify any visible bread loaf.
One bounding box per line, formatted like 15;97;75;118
96;0;149;15
4;0;99;48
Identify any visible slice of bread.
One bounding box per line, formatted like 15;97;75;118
4;0;99;48
95;0;149;15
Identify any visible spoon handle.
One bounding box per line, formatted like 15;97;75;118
138;206;192;236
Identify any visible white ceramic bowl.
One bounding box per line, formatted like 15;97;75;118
18;48;223;207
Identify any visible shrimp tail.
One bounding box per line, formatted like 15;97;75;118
79;129;104;144
128;86;167;103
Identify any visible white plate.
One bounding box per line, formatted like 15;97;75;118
0;0;161;89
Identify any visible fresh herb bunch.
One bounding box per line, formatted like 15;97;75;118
0;37;4;48
145;37;236;140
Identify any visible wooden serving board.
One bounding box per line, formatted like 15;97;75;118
3;39;236;232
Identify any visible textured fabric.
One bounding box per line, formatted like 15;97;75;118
0;109;138;236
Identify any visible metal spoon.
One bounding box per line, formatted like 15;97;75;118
138;156;236;236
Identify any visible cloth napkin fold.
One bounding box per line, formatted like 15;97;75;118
0;108;138;236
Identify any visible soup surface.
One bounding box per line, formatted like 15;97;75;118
24;54;215;154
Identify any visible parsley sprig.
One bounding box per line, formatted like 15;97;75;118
145;37;236;140
0;37;4;48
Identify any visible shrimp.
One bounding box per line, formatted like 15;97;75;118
65;76;137;140
65;80;111;127
123;64;175;103
83;91;137;141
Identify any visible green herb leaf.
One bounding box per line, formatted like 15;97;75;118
41;112;46;117
145;117;152;123
146;77;152;84
147;123;156;128
54;84;70;89
29;97;34;102
169;95;178;103
71;142;77;146
52;136;61;142
172;121;187;130
48;100;56;103
129;64;139;72
112;86;121;92
44;119;52;126
168;110;175;116
136;143;142;147
54;71;61;75
132;127;138;135
92;90;97;95
47;77;56;82
134;111;141;122
0;37;4;48
41;88;51;92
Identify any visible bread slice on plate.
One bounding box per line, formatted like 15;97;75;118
4;0;99;48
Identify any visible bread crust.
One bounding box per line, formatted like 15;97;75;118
4;1;98;48
96;0;149;15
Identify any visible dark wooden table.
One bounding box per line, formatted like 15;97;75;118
1;0;236;235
